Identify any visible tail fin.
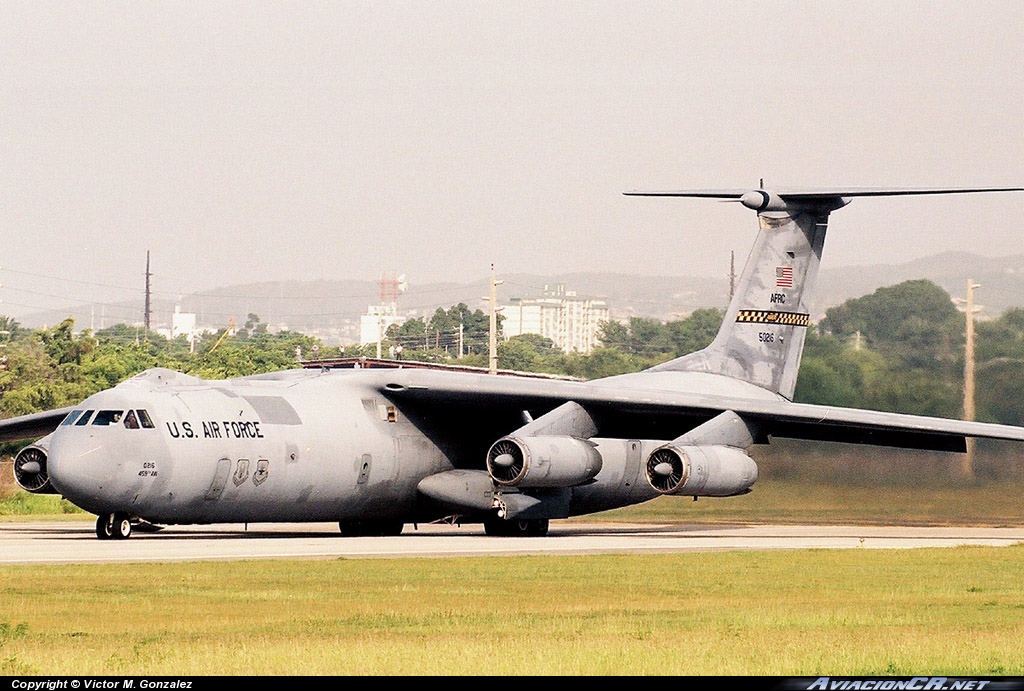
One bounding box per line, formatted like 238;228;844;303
626;187;1023;400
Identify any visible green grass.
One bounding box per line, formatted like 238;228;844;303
2;548;1024;675
594;478;1024;527
0;491;85;518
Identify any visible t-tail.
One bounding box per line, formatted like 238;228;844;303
625;186;1024;400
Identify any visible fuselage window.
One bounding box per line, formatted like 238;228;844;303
75;410;94;426
123;410;140;429
61;410;83;426
136;410;155;428
92;410;124;426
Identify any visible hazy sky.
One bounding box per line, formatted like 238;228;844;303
2;1;1023;319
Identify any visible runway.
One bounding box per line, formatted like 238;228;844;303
2;520;1024;565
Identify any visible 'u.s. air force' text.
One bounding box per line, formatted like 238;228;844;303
807;678;993;690
165;420;264;439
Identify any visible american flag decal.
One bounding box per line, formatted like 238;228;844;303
776;266;794;288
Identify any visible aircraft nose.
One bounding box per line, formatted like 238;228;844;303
48;430;124;512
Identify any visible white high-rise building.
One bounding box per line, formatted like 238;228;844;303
501;285;608;353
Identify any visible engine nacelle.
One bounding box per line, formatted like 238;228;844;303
645;444;757;497
14;433;58;494
487;435;603;488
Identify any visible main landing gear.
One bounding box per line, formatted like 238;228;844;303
95;512;133;540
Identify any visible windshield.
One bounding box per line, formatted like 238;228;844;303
92;410;123;426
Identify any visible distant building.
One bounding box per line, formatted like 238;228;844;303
359;273;409;348
501;284;609;353
171;306;196;341
359;303;406;346
156;306;200;351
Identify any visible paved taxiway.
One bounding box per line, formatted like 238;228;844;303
2;521;1024;565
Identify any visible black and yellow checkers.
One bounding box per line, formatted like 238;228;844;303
735;310;810;327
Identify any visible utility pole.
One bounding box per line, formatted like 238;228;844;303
962;279;981;480
488;264;503;374
143;251;152;331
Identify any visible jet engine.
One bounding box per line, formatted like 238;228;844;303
13;433;57;494
645;444;757;497
487;435;602;488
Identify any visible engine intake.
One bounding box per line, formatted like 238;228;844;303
487;435;602;488
645;444;757;497
14;435;57;494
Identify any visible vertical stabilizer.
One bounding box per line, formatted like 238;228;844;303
625;187;1023;400
650;198;832;398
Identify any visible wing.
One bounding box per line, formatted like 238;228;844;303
0;407;75;444
376;369;1024;466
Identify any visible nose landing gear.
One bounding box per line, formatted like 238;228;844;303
95;512;133;540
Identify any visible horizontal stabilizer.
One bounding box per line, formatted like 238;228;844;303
624;187;1024;200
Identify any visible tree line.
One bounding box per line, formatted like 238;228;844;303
3;280;1024;431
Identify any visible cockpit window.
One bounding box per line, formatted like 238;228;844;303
136;409;155;428
123;410;140;429
92;410;123;426
75;410;94;426
61;410;83;426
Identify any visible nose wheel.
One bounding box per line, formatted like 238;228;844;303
95;513;133;540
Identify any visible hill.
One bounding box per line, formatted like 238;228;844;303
13;252;1024;342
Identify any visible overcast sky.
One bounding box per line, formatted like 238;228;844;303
2;1;1023;319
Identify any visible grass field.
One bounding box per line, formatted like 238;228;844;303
595;477;1024;527
2;548;1024;675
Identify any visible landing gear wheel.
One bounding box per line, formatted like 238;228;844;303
484;517;549;537
96;513;133;540
112;513;132;540
95;514;114;540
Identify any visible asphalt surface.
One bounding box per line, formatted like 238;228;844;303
3;520;1024;564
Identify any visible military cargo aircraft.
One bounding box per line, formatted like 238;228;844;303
4;186;1024;539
